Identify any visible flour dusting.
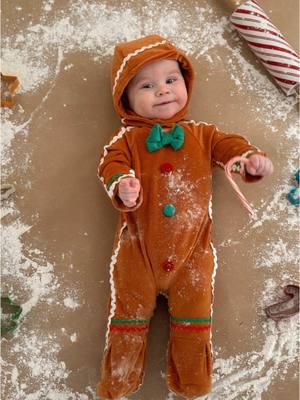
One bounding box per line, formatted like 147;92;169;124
210;281;299;400
1;0;299;399
63;296;80;310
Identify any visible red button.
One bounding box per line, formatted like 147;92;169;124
163;259;175;272
160;163;173;174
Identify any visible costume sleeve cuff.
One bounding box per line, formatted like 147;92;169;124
105;169;136;197
106;171;143;212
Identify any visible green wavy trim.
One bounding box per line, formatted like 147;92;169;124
111;318;150;325
106;173;126;190
170;316;211;323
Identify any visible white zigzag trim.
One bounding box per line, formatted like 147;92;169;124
231;149;256;172
184;119;213;127
104;221;127;351
107;169;135;198
208;197;218;357
98;126;130;168
112;40;167;95
97;126;134;196
208;195;213;220
217;150;257;172
215;160;225;169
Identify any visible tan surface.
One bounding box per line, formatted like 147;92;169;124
1;1;299;399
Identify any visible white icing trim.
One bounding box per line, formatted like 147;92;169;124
112;40;167;95
97;126;134;195
208;195;213;220
208;197;219;357
215;151;259;172
241;149;256;158
107;169;136;198
210;242;219;322
98;126;130;168
104;221;127;351
215;160;225;169
184;119;212;127
231;150;255;172
242;138;261;153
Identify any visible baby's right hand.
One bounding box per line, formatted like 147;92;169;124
118;177;141;207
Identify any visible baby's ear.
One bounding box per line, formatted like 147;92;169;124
121;90;130;110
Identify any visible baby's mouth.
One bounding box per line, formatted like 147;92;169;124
154;100;175;107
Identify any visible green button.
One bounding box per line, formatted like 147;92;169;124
163;204;176;217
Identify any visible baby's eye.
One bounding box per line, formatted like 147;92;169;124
141;83;154;89
166;77;177;84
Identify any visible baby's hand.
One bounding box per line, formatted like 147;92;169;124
245;154;274;176
118;177;141;207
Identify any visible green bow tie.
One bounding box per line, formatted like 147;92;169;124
146;124;184;152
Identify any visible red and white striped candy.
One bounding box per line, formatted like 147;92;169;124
225;156;255;216
230;0;300;96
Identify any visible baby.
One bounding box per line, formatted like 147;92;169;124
97;35;273;399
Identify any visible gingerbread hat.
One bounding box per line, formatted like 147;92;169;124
111;35;195;128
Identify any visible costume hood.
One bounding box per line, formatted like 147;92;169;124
111;35;195;128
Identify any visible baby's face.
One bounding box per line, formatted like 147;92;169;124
126;59;188;120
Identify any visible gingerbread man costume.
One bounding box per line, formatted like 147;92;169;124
97;35;265;399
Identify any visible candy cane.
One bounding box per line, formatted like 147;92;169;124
230;0;300;96
225;156;255;216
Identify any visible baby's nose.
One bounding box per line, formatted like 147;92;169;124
156;84;170;96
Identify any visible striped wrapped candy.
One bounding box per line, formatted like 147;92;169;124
230;0;300;96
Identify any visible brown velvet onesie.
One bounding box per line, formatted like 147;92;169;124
97;35;264;399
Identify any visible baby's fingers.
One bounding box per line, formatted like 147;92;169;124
245;155;260;175
119;191;139;201
121;192;138;207
246;155;273;176
119;177;140;189
123;199;137;207
262;158;274;176
129;178;140;189
117;177;141;207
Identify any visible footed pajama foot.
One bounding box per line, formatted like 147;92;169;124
167;318;212;398
97;326;149;399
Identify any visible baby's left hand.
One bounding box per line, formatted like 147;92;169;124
245;154;274;176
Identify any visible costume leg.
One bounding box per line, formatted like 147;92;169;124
97;223;157;400
167;245;215;398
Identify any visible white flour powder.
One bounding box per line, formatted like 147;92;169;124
1;1;299;399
